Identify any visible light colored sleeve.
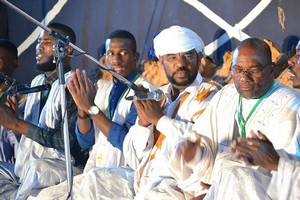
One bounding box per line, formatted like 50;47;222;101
167;90;222;197
267;157;300;200
123;122;154;170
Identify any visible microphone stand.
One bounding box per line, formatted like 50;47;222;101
53;40;73;199
0;0;140;199
0;0;140;91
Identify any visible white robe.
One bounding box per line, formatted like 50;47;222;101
124;73;221;199
12;71;82;199
27;75;156;199
84;75;155;172
267;157;300;200
173;81;300;197
204;155;300;200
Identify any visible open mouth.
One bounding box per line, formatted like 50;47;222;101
112;66;125;73
36;54;43;60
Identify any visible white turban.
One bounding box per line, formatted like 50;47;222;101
153;25;205;57
297;40;300;50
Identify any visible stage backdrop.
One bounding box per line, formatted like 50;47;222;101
1;0;300;85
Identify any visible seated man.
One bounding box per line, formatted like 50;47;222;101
127;26;222;200
78;25;221;199
68;29;156;172
202;39;300;200
173;38;300;199
0;39;20;163
18;29;156;200
0;23;88;199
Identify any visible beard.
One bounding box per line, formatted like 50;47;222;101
35;58;56;72
164;59;199;88
167;68;197;87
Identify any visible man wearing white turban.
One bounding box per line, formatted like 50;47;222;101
121;25;221;199
76;25;221;200
153;25;205;57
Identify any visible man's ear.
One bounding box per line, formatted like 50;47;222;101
270;62;275;73
11;59;19;70
158;56;164;69
135;52;140;61
197;52;203;62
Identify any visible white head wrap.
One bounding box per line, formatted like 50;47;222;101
296;40;300;50
153;25;204;57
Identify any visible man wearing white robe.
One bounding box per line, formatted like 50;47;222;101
0;23;88;199
77;25;221;200
171;38;300;199
199;39;300;200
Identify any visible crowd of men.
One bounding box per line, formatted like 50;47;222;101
0;23;299;200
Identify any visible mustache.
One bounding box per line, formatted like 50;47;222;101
175;67;189;73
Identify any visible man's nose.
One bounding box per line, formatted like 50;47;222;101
288;54;298;67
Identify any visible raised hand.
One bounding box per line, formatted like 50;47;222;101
67;69;97;113
232;130;279;171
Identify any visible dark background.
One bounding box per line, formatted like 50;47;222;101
1;0;299;85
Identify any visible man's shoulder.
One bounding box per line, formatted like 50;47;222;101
202;78;223;91
274;82;300;99
31;74;44;84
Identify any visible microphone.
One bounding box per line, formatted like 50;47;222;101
126;89;164;101
10;84;51;95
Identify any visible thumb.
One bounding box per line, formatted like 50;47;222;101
257;130;271;143
200;181;211;190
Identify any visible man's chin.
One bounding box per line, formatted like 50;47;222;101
35;62;56;72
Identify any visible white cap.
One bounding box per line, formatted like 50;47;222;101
153;25;205;57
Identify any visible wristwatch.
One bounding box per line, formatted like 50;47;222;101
87;105;100;116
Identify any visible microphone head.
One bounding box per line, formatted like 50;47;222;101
153;89;164;101
125;89;164;101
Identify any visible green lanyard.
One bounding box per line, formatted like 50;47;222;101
237;81;275;138
107;73;140;119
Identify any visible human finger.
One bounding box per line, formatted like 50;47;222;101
75;69;85;90
69;71;80;91
82;70;90;89
67;78;77;95
257;130;271;144
200;181;211;190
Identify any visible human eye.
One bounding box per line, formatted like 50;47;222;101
251;69;262;74
120;51;127;56
166;54;176;61
233;67;242;74
249;68;263;77
106;51;113;56
183;53;194;61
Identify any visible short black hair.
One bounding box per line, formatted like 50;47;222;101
237;38;272;64
0;38;18;60
47;22;76;44
106;29;137;52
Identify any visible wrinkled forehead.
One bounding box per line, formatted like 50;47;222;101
232;46;265;66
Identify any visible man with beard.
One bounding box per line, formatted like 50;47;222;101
124;25;221;200
77;25;221;199
174;38;300;200
0;23;87;199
